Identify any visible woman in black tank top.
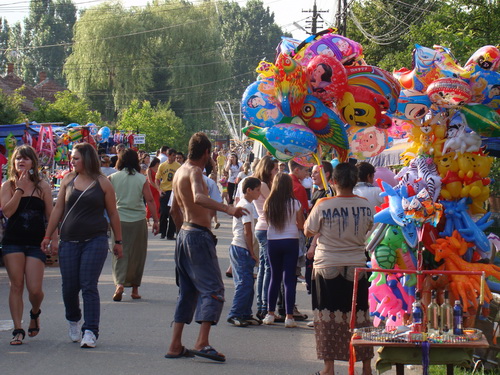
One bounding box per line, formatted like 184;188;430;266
0;145;56;345
41;143;123;348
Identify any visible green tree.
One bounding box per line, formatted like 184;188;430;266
30;90;101;125
0;18;10;72
13;0;76;85
0;88;25;125
118;100;187;152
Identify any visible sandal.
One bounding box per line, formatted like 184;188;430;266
28;309;41;337
10;329;25;345
113;285;124;301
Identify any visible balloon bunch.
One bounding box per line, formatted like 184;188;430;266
241;29;401;162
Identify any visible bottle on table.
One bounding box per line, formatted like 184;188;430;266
453;299;463;335
412;291;424;333
427;289;440;333
440;290;453;333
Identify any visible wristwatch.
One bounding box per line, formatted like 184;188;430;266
115;240;123;245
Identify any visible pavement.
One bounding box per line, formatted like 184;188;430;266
0;213;407;375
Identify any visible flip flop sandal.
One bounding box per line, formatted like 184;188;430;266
10;329;25;345
113;286;124;301
191;345;226;362
164;346;195;359
28;309;41;337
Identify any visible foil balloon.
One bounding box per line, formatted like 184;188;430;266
97;126;111;143
395;89;431;120
465;45;500;71
241;78;284;127
255;60;276;79
467;69;500;110
276;37;302;57
306;55;348;104
461;104;500;137
242;124;317;162
274;54;307;117
299;95;349;151
295;32;363;67
345;65;401;114
349;127;388;159
338;85;392;130
426;77;472;108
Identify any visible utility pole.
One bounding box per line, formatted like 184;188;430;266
335;0;349;36
302;0;329;35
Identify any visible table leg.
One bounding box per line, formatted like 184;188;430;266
395;363;404;375
446;364;454;375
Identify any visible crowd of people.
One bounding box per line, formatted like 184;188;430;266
1;132;392;375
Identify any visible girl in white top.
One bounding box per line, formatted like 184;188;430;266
262;173;304;328
225;153;242;205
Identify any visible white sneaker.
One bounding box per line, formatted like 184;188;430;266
307;320;314;327
285;318;297;328
262;314;276;325
80;330;97;348
68;320;81;342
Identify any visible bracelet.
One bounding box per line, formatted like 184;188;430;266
43;236;51;240
115;240;123;245
15;187;24;194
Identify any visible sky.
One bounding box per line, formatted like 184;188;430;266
0;0;338;42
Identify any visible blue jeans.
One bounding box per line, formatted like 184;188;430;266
255;230;270;313
58;235;108;338
228;245;256;319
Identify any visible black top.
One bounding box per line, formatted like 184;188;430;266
3;193;46;247
60;177;107;241
310;185;335;208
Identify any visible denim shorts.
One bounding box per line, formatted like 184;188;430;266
2;244;47;263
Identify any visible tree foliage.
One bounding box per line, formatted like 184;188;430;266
0;88;25;125
0;18;10;72
29;90;101;125
117;100;187;152
63;0;287;132
10;0;76;85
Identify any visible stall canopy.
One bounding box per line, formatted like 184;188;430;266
0;123;39;146
367;140;411;167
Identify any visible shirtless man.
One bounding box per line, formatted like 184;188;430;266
165;132;248;362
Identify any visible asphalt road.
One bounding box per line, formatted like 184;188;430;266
0;213;401;375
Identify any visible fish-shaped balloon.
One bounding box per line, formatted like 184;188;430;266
242;124;317;162
274;54;307;117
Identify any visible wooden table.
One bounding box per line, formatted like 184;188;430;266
352;336;489;375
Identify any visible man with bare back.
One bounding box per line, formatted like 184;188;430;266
165;132;248;362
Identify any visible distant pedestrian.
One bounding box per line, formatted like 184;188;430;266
156;148;180;239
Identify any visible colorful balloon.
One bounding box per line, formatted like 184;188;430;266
274;54;307;117
426;77;472;108
465;45;500;71
299;95;349;151
295;32;363;67
241;78;284;128
395;89;431;120
461;104;500;137
338;85;392;130
242;124;317;162
349;127;388;159
306;54;348;104
345;65;401;114
97;126;111;143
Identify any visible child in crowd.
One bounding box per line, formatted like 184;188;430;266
219;170;229;205
227;177;262;327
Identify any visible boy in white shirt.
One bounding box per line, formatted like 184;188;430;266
227;177;261;327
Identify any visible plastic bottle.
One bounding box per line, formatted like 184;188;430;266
412;291;423;332
427;289;440;333
453;300;463;335
440;290;453;333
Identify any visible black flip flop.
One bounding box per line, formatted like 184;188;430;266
164;346;194;359
191;345;226;362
